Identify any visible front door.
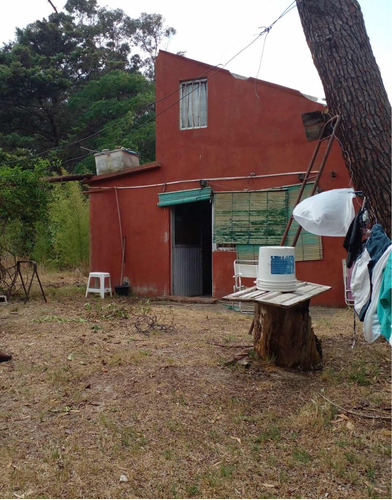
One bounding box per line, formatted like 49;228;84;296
172;201;212;296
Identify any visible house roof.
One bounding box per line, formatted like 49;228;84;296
85;162;161;185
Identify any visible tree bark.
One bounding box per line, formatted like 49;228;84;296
253;300;322;371
296;0;391;235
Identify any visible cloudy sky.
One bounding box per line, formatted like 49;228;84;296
1;0;391;100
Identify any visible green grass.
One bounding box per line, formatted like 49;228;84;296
348;361;372;385
292;447;312;464
255;425;282;444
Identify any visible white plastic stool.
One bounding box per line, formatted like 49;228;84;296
86;272;112;299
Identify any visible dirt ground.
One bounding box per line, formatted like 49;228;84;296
0;270;391;499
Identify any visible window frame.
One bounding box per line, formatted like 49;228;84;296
213;186;323;262
179;79;208;130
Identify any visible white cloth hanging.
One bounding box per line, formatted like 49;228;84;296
363;245;392;343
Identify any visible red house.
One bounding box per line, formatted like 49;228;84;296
86;50;351;306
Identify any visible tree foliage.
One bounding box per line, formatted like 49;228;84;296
66;70;156;171
0;0;174;266
133;13;176;79
296;0;391;234
0;161;51;257
0;163;90;268
0;0;174;173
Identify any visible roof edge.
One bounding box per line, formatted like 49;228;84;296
157;50;326;102
85;162;161;184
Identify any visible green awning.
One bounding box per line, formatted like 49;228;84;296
157;187;212;207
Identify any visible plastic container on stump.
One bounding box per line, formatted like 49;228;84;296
256;246;297;292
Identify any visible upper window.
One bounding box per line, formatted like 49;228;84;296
180;79;207;130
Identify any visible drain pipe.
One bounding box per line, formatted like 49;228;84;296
114;188;125;284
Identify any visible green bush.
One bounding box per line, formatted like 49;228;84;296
0;161;51;258
0;161;89;270
46;181;89;269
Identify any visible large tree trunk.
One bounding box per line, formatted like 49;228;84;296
296;0;391;235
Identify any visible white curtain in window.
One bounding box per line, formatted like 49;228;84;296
180;80;207;129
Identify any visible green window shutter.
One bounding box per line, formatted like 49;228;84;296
213;190;288;245
236;245;260;261
157;187;211;207
214;185;323;263
249;191;288;244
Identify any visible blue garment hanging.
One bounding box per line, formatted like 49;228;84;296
359;224;391;321
377;253;392;343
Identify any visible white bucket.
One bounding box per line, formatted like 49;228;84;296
256;246;297;292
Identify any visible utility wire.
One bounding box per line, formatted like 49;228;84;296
254;30;270;99
139;2;297;157
2;1;297;165
254;1;296;98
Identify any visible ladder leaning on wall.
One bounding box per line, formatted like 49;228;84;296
280;114;341;247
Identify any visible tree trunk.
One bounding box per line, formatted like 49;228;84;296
296;0;391;236
253;300;322;371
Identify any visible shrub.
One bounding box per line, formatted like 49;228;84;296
46;181;89;269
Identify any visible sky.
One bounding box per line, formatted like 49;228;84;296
0;0;391;101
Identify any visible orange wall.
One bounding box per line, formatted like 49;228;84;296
88;171;172;295
155;51;345;183
88;51;351;306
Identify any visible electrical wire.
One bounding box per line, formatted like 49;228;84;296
2;1;299;166
116;3;298;159
86;170;319;194
254;1;296;99
254;30;270;99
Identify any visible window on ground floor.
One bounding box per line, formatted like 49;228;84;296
213;184;323;262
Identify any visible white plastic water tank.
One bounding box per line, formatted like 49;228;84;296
256;246;297;292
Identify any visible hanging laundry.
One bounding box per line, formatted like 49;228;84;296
350;224;391;324
363;244;392;343
343;210;366;268
376;253;391;344
350;246;371;319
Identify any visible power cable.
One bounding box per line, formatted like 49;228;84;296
254;1;296;98
254;30;270;99
1;1;298;166
90;1;297;158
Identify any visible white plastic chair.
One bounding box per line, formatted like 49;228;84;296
233;259;259;312
233;259;259;291
86;272;112;299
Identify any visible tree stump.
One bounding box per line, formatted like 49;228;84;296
253;299;322;371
